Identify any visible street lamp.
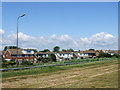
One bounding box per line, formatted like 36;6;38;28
16;13;26;65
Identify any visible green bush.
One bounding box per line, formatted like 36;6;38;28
37;54;56;63
2;62;8;67
98;51;112;58
112;54;118;58
2;60;16;67
49;54;56;62
21;60;33;65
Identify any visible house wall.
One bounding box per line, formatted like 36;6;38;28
22;50;34;54
4;50;36;61
4;50;12;59
11;55;36;61
37;54;49;58
77;53;89;56
56;53;73;58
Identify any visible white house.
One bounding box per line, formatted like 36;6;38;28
36;52;74;61
22;49;35;54
55;52;74;60
74;50;96;59
36;52;53;58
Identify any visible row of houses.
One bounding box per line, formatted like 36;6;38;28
0;48;119;63
2;49;36;63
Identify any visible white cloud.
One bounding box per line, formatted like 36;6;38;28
1;31;118;50
8;32;35;41
6;32;36;49
0;29;5;35
51;34;56;38
0;29;5;50
91;32;114;40
79;32;117;50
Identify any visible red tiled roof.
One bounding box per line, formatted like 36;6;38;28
36;52;73;54
78;50;96;54
8;49;23;55
37;52;54;54
56;52;73;54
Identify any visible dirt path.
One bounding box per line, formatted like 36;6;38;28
2;63;118;88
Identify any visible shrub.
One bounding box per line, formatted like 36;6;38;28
2;62;8;67
98;51;112;58
49;54;56;62
112;54;118;58
37;57;43;63
2;60;16;67
21;60;33;65
81;57;83;59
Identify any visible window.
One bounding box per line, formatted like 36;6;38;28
25;59;28;61
12;55;16;57
29;55;33;57
18;55;22;57
25;55;28;57
27;51;31;53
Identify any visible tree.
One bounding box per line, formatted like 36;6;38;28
67;48;74;52
3;46;8;51
62;49;67;52
53;46;60;52
42;49;50;52
112;54;118;58
49;54;56;62
98;51;112;58
33;49;38;53
89;49;95;51
3;46;20;51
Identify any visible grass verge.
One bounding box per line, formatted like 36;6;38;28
2;58;116;69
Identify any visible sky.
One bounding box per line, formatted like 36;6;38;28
1;2;118;51
1;0;120;2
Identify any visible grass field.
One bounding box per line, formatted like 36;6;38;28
2;59;118;88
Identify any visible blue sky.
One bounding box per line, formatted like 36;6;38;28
2;2;118;38
1;2;118;50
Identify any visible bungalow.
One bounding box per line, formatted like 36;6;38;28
55;52;74;61
36;52;54;58
36;50;99;61
3;49;36;63
102;50;118;55
74;50;98;59
108;50;118;55
36;52;74;61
